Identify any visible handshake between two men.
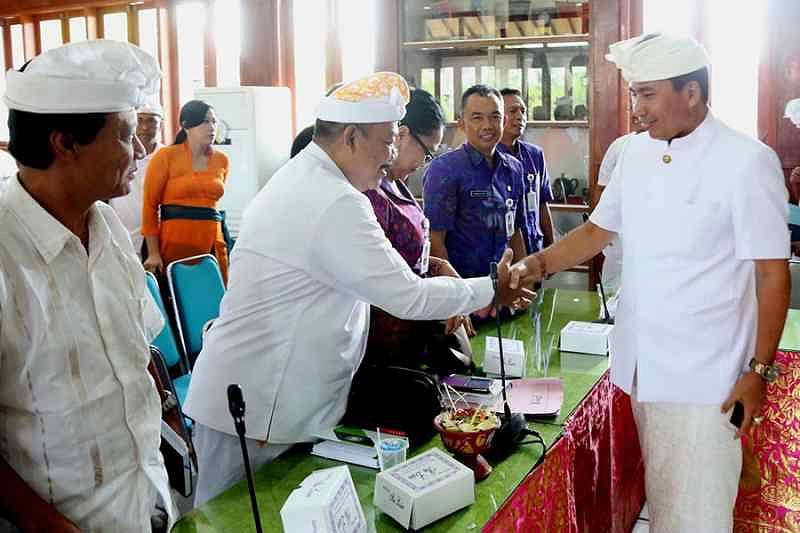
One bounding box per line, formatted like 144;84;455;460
490;248;548;311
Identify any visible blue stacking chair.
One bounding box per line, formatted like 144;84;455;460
166;254;225;368
145;271;192;406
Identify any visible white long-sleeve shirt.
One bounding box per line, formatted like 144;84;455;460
0;176;174;531
184;142;494;443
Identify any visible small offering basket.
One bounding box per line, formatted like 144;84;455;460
433;407;498;481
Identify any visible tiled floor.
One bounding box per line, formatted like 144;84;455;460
632;502;650;532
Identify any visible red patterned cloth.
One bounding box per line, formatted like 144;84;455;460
483;372;645;532
734;350;800;532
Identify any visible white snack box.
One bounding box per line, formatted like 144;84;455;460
374;448;474;530
484;336;526;378
280;465;367;533
559;321;614;356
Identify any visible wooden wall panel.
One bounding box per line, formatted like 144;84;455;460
759;0;800;198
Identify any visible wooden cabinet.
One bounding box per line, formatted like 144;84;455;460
376;0;640;287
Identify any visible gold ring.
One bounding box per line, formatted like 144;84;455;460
753;416;764;425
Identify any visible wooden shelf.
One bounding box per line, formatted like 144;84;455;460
403;34;590;51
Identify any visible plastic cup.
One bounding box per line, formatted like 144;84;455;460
377;437;408;471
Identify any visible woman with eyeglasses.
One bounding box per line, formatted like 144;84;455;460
141;99;230;282
362;89;476;375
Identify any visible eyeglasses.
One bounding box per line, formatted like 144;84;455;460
409;130;435;164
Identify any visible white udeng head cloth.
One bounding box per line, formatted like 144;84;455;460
606;33;710;83
137;99;164;117
4;39;161;114
785;99;800;128
316;72;410;123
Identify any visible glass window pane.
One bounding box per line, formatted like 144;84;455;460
293;0;326;130
213;0;241;86
461;67;476;93
550;66;568;119
69;16;87;42
10;24;24;69
421;68;435;97
440;66;454;122
506;68;522;92
103;12;128;42
138;9;158;63
527;67;544;119
340;0;376;82
39;19;63;52
480;66;495;87
571;65;587;119
176;2;207;105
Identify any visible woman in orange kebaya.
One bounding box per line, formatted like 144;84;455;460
142;100;230;282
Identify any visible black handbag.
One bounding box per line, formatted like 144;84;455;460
342;364;442;446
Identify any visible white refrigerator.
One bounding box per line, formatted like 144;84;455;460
194;86;292;237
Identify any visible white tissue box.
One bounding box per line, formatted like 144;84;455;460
374;448;474;530
280;465;366;533
484;336;526;378
559;321;613;356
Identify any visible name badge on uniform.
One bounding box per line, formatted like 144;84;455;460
526;173;538;213
470;189;490;198
419;217;431;275
505;198;515;239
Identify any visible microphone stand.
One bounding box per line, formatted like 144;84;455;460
487;263;544;464
593;280;614;325
227;384;264;533
581;212;614;325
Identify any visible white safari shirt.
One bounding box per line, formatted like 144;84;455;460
0;176;174;531
184;142;494;443
590;112;789;404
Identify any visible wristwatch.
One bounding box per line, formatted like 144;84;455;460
749;358;780;383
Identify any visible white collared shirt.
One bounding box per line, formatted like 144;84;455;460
591;112;789;404
110;143;162;255
0;176;174;531
184;142;494;443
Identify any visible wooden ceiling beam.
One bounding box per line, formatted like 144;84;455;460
0;1;153;19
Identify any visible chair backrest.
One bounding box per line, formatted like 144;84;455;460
145;271;186;371
167;254;225;366
790;260;800;310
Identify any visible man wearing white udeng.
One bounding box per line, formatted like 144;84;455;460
510;33;789;532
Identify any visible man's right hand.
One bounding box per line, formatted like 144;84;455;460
509;253;546;290
495;249;537;308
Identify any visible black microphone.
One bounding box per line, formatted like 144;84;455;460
486;263;543;463
227;384;263;533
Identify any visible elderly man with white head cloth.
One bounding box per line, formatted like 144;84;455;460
184;72;533;505
110;99;164;256
509;33;790;531
0;41;175;532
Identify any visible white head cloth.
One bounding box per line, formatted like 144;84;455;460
137;99;164;117
316;72;410;123
785;99;800;128
4;39;161;114
606;33;710;82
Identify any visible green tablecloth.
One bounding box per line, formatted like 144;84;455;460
172;289;608;532
779;308;800;352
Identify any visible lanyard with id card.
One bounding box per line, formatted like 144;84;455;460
505;198;516;240
526;172;539;213
419;217;431;275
